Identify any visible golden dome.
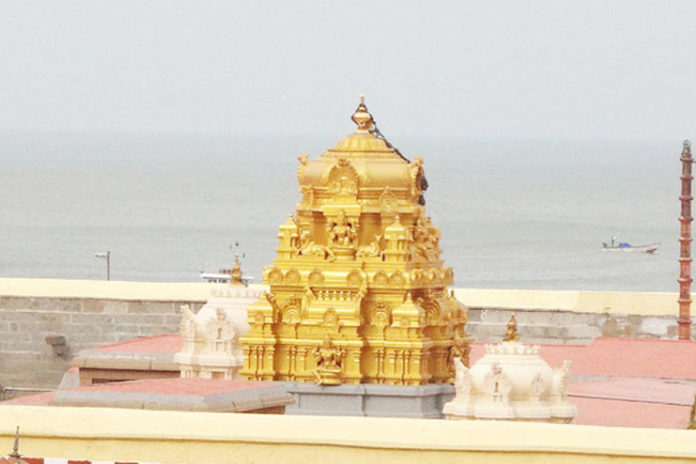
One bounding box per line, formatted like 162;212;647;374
333;132;391;152
297;96;426;205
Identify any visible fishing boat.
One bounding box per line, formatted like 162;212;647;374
602;237;659;254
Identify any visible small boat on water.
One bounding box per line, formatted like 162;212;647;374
602;237;659;254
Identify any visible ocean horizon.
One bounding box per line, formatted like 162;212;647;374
0;131;684;292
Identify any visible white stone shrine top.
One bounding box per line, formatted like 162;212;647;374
444;339;577;423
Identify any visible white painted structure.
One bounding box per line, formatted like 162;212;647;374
443;340;577;422
173;284;264;379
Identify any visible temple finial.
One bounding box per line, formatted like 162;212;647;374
230;241;244;286
8;426;27;464
11;426;19;457
503;314;520;342
351;94;373;133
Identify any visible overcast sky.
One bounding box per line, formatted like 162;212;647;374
1;1;695;140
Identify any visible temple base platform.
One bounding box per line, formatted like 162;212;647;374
282;382;455;418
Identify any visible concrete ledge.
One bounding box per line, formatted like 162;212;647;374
0;278;682;316
455;288;682;316
0;405;695;462
0;278;231;301
50;379;294;413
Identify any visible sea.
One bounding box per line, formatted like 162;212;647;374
0;132;685;292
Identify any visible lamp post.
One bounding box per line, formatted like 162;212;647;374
94;251;111;281
679;140;692;340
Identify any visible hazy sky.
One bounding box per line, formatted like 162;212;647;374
1;1;695;139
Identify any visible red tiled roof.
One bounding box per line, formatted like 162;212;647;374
569;377;695;428
2;391;55;406
471;337;696;380
571;377;696;403
89;334;182;354
572;396;691;429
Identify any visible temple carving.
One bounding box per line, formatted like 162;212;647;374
240;96;470;385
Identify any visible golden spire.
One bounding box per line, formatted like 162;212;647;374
351;94;374;133
230;241;244;286
503;314;520;342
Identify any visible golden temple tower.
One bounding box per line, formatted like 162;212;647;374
240;96;469;386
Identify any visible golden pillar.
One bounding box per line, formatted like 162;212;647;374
240;96;470;385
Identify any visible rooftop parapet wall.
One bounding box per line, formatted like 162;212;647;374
1;405;695;463
0;278;222;301
0;279;680;315
455;289;696;344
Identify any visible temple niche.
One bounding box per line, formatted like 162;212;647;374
240;97;470;386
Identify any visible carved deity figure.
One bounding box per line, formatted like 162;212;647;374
483;362;512;404
297;230;335;261
453;357;472;397
530;372;546;402
301;287;315;313
203;308;236;341
312;335;344;385
409;156;428;205
552;360;572;400
328;211;356;248
412;214;441;260
356;236;382;257
448;327;471;379
327;157;358;196
180;305;196;340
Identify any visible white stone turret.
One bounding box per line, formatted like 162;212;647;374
174;284;264;380
443;318;576;423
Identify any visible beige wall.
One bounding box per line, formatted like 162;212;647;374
0;278;682;316
1;405;695;464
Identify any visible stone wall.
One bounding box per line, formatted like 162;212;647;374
0;296;204;389
467;307;696;344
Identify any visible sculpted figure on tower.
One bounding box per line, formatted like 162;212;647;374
240;96;470;385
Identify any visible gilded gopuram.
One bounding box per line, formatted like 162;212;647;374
240;97;469;386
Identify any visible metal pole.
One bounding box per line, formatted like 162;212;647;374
678;139;692;340
94;251;111;281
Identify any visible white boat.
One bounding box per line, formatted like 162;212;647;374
602;237;659;254
200;271;254;285
201;242;254;284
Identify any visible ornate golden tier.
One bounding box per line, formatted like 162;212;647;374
240;96;470;386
